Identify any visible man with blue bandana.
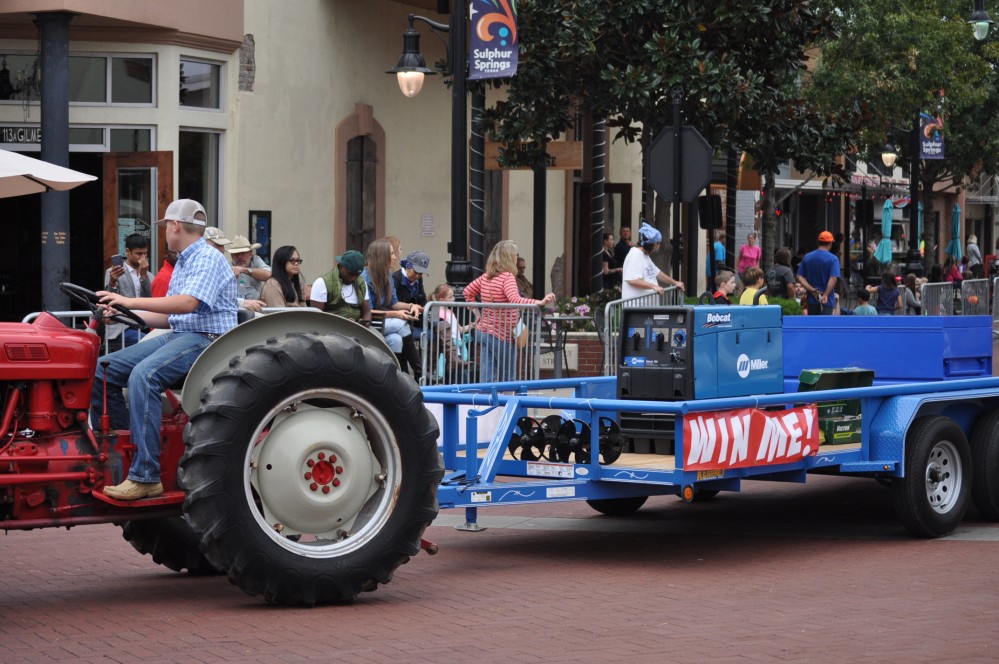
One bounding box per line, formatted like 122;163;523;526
621;221;684;300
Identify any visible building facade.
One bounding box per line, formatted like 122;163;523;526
0;0;648;321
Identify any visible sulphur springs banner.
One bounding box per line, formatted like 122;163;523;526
469;0;518;80
919;111;945;160
683;405;819;471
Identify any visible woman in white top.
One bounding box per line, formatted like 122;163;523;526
621;221;684;301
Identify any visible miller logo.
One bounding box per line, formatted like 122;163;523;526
736;353;769;379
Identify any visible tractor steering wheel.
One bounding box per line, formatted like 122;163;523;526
59;282;147;330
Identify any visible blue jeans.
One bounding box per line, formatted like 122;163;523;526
380;317;411;353
477;329;516;383
90;331;211;483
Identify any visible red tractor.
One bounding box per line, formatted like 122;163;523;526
0;283;443;605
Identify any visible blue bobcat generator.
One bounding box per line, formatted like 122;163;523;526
616;305;784;453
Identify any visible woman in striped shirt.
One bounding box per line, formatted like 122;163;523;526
464;240;555;382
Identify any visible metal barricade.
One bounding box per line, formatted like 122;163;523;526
601;286;684;375
421;301;545;386
920;283;956;316
961;279;990;316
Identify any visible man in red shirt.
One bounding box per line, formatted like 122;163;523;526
150;249;176;297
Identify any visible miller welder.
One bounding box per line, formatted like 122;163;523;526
616;305;784;454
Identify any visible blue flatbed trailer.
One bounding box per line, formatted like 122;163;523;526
422;312;999;538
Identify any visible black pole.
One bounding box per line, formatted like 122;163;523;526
670;85;683;282
590;118;607;295
726;146;738;267
445;3;473;298
532;152;546;299
907;112;923;276
469;85;486;277
38;11;73;312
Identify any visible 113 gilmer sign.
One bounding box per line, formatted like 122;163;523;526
469;0;518;80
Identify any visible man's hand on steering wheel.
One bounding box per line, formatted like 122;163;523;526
59;282;147;330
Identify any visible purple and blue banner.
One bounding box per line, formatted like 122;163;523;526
469;0;518;80
919;111;945;160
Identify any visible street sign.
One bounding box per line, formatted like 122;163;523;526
646;125;713;203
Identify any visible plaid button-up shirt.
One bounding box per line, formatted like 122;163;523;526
168;237;238;334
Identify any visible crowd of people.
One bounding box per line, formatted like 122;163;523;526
97;204;567;392
714;226;988;316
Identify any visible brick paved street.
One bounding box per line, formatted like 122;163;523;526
2;474;997;664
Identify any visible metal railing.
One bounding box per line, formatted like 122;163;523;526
961;279;990;316
920;282;956;316
420;301;551;386
601;286;684;375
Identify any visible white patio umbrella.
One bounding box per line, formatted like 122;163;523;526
0;148;97;198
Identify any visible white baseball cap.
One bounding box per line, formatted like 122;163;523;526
156;199;207;226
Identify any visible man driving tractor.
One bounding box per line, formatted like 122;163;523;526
91;199;237;501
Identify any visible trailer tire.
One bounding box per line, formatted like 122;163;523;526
970;409;999;520
120;517;222;575
179;332;443;606
691;489;720;503
586;496;648;516
893;416;971;538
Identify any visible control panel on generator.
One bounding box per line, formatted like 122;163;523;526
616;305;784;454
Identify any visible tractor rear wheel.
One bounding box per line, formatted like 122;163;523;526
120;517;221;575
179;332;443;606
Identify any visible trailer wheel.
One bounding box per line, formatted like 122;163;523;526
893;416;971;538
691;489;720;503
120;517;221;575
179;332;443;606
970;409;999;520
586;496;648;516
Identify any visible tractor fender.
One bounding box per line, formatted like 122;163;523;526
181;309;396;415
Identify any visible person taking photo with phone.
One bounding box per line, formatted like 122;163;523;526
103;233;154;348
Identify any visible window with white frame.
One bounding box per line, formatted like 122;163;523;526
179;59;222;110
179;129;221;223
0;53;154;106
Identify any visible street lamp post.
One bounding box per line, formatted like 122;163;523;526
880;114;923;276
388;7;475;297
971;0;995;40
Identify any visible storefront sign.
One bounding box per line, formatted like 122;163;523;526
683;405;818;471
0;126;41;144
919;111;945;160
469;0;518;81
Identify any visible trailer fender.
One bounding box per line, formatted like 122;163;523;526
868;389;999;474
181;310;395;415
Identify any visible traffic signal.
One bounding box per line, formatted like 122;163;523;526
775;206;782;218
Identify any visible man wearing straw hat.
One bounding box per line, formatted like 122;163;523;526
227;234;271;300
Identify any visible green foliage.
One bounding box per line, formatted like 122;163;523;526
551;287;621;331
480;0;856;168
768;296;804;316
807;0;999;192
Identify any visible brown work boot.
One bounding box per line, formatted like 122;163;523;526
103;479;164;501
